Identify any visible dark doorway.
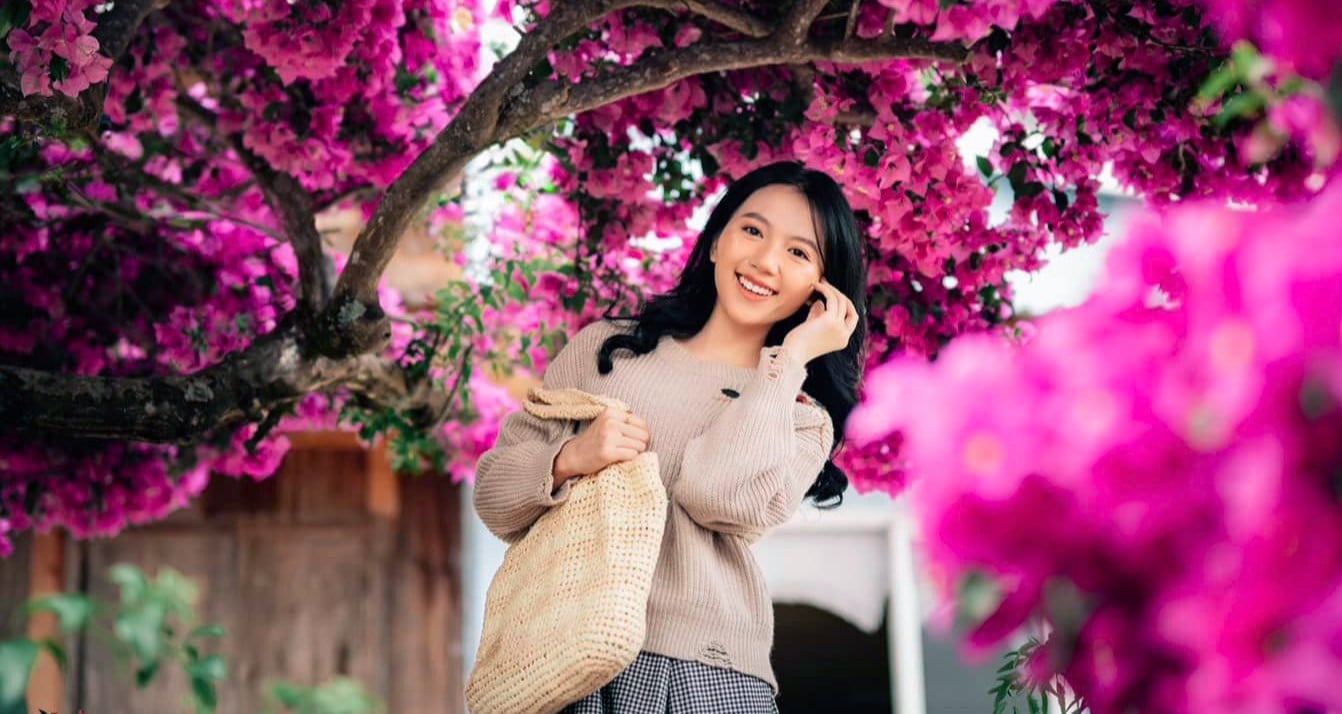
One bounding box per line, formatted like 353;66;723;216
772;603;892;713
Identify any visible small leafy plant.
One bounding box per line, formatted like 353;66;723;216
990;637;1087;714
1;564;382;714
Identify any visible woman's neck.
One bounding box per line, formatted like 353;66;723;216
681;306;769;369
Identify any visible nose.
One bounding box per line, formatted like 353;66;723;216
750;241;782;275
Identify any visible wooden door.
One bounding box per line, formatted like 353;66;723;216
3;434;464;714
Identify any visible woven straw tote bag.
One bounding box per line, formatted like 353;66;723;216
466;387;667;714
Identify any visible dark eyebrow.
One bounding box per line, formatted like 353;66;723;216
740;211;821;254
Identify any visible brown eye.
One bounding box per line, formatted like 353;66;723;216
790;248;811;260
743;225;763;237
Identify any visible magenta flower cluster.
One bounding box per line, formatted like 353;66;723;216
6;0;113;96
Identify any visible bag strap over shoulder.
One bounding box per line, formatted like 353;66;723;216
523;387;629;422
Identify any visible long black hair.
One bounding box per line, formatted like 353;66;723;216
596;161;868;508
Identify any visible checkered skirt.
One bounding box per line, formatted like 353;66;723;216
559;651;778;714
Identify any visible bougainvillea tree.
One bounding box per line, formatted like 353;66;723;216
848;4;1342;712
853;177;1342;714
0;0;1337;569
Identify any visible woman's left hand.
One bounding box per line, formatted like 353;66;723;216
782;280;859;363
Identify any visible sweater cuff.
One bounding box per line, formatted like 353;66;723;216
538;436;574;505
759;344;808;398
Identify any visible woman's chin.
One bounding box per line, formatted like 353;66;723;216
721;302;787;329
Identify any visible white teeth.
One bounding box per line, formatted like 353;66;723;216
737;275;775;296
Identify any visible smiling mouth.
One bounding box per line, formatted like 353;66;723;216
736;273;777;297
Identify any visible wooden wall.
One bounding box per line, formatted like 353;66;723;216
0;433;465;714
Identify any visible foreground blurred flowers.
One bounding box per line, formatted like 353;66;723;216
850;183;1342;713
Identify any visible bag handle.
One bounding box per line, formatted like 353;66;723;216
523;387;630;422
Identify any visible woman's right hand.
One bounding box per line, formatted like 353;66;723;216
551;407;651;487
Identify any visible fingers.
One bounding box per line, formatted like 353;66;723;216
843;299;860;332
811;281;834;318
625;411;650;431
616;420;651;449
598;407;651;453
814;281;851;323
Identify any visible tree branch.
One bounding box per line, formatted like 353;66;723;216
326;0;963;358
1;0;965;446
325;0;621;310
638;0;772;38
92;0;162;60
325;0;769;308
505;35;967;134
0;68;104;135
783;0;831;46
0;324;428;443
233;148;331;317
177;96;331;316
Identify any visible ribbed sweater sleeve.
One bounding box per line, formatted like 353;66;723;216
471;321;609;544
671;345;835;542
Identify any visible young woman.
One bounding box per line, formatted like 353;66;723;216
473;161;868;713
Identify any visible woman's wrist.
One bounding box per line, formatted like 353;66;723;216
551;439;578;484
778;338;812;364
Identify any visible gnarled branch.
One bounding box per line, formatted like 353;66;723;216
504;35;966;135
4;0;967;445
783;0;831;46
333;3;966;322
640;0;772;37
844;0;861;40
232;146;331;317
0;322;429;443
175;95;332;316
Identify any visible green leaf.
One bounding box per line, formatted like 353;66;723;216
115;600;168;663
150;569;197;614
1052;188;1071;211
1017;181;1046;199
1007;161;1028;191
0;0;31;41
1196;61;1240;104
908;301;926;325
0;640;38;714
187;624;226;641
108;564;150;604
23;594;94;633
270;682;305;707
1041;137;1059;159
135;660;160;688
190;674;219;713
976;156;994;178
47;56;69;83
188;654;227;682
35;639;66;671
1216;91;1267;127
1230;40;1262;76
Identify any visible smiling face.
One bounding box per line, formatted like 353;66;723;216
709;184;825;331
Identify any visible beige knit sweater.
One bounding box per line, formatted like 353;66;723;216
473;319;834;694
